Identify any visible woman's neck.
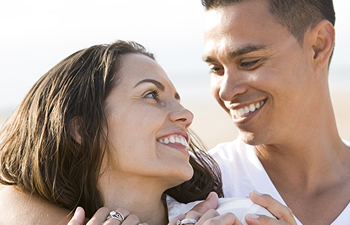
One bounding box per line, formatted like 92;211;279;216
99;174;170;225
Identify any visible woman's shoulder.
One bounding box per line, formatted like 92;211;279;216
0;185;73;224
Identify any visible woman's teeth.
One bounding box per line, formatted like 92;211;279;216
158;135;189;148
233;101;265;118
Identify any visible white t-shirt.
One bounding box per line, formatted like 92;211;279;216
209;137;350;225
167;196;274;225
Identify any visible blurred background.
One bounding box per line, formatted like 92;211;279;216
1;0;349;149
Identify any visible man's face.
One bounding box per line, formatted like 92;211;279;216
202;0;318;145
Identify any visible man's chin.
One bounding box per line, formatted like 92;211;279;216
238;131;261;146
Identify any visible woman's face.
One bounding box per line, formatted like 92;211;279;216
102;53;194;188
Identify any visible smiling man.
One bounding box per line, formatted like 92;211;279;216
201;0;350;224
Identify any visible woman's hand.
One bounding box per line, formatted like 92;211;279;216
68;207;86;225
68;206;145;225
168;191;297;225
168;192;244;225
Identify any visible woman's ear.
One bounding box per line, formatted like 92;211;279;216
308;20;335;70
70;117;83;145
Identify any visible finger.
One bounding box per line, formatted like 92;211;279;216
249;191;297;225
172;211;202;225
245;214;289;225
122;214;140;225
191;192;219;214
105;208;130;225
196;209;219;225
184;210;203;222
168;214;185;225
68;207;86;225
200;213;244;225
87;207;111;225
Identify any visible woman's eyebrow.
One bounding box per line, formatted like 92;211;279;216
134;79;165;91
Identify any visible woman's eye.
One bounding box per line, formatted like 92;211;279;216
144;90;160;100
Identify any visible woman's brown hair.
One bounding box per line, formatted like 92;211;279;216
0;40;222;218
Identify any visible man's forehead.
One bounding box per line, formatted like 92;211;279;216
204;8;223;31
204;0;271;28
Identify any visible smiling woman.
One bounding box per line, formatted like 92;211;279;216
0;40;223;225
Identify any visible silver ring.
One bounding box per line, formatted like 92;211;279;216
177;218;197;225
106;211;125;223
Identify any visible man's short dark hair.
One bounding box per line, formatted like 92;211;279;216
201;0;335;43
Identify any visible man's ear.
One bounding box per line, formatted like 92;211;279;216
70;117;83;145
308;20;335;70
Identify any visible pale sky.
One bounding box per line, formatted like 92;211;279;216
0;0;349;111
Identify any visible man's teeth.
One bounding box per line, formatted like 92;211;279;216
158;135;189;148
233;101;265;118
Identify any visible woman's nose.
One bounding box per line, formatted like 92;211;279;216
169;104;194;128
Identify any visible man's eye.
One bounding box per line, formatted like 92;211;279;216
209;65;224;75
240;59;260;69
144;90;160;100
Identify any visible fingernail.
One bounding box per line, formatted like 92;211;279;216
252;190;263;195
206;192;213;200
247;214;260;219
74;206;82;215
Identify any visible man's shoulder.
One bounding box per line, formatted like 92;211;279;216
0;186;72;225
208;137;254;164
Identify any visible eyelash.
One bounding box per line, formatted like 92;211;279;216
209;65;224;76
240;59;260;69
208;58;262;76
144;90;160;100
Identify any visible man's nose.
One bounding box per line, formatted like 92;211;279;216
218;70;248;102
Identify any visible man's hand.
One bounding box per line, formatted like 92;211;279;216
245;191;297;225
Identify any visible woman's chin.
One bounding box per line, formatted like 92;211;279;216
169;166;194;187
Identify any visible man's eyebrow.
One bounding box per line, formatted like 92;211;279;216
134;79;165;91
202;44;267;62
202;55;217;63
229;45;266;58
174;93;180;100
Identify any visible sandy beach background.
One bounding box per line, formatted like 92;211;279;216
1;89;349;150
1;0;349;150
0;79;349;193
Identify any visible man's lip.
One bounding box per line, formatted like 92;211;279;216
229;99;266;122
225;99;267;111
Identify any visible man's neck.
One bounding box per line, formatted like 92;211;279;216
254;136;350;225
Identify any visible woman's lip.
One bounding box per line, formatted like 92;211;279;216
157;133;190;149
157;129;190;143
159;142;190;156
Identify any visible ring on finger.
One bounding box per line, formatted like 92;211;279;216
177;218;197;225
106;211;125;223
